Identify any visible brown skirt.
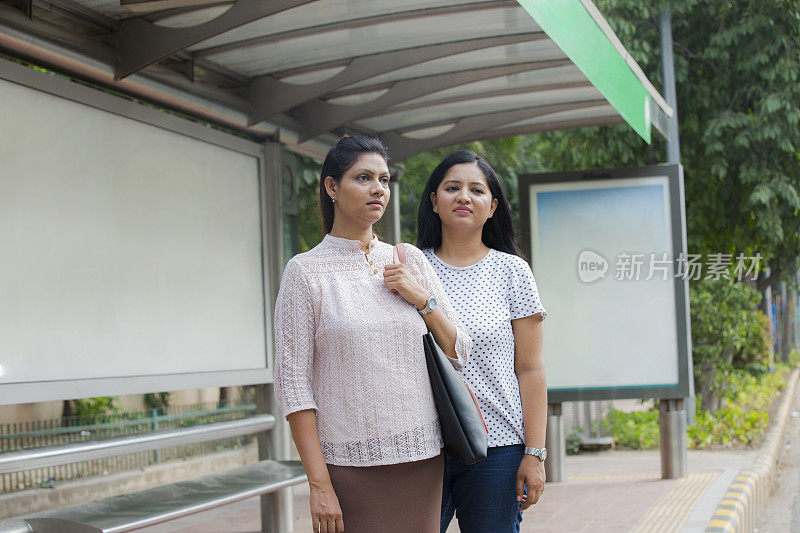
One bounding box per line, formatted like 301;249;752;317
327;454;444;533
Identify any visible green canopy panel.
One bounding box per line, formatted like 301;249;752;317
0;0;672;159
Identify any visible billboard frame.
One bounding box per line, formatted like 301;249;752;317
0;58;275;405
518;163;692;402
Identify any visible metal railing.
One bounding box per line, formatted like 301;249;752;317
0;401;259;493
0;415;275;474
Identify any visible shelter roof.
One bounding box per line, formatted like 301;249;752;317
0;0;672;159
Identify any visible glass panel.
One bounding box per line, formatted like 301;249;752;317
357;85;604;132
207;7;538;76
188;0;512;52
73;0;136;19
492;104;618;130
338;40;566;90
396;65;586;108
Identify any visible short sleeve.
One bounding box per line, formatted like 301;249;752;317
407;245;471;370
273;258;318;418
509;257;547;321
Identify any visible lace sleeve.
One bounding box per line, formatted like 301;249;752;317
273;258;318;418
408;245;471;370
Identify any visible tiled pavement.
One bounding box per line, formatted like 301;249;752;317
139;448;755;533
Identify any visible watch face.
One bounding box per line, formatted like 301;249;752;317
429;297;437;310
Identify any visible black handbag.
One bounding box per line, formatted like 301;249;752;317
393;243;488;465
423;332;489;465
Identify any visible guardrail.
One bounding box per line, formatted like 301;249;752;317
0;415;275;474
1;404;257;441
0;412;302;532
1;402;260;492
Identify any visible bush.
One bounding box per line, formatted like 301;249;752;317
72;396;119;417
602;407;660;449
566;428;583;455
688;361;794;449
690;279;772;412
603;359;797;450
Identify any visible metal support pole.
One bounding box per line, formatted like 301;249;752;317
255;384;294;533
659;5;680;165
659;398;687;479
385;165;403;244
385;179;402;244
545;403;565;482
794;274;800;353
258;142;295;532
660;5;696;427
582;401;592;440
780;281;789;362
765;268;775;371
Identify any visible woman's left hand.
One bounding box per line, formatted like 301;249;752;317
383;264;429;310
516;455;546;511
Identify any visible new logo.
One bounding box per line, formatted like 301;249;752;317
577;250;608;283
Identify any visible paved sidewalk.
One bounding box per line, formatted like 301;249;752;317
139;448;755;533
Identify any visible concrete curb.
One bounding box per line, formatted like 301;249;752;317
705;366;800;533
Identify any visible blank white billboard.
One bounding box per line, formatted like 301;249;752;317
520;166;691;401
0;76;269;403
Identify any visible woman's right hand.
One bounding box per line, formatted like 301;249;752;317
309;480;344;533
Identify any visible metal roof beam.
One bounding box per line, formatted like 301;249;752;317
192;0;518;58
393;114;623;161
34;0;117;31
121;0;232;14
454;114;622;144
247;32;545;125
114;0;316;80
134;2;236;22
11;0;32;18
381;79;590;117
383;100;606;161
294;60;575;142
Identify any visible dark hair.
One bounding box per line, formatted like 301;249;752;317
417;150;521;256
319;136;390;234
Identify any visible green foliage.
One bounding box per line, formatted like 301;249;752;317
690;279;772;411
389;1;800;285
604;360;797;450
602;407;661;449
582;1;800;285
292;154;324;253
71;397;119;417
689;362;794;448
566;428;584;455
144;392;170;413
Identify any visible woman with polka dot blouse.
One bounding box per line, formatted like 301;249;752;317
417;150;548;533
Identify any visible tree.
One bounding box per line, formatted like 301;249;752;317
534;1;800;288
394;1;800;407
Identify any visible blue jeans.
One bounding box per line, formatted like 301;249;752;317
440;444;524;533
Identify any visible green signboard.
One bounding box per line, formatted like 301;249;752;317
517;0;653;143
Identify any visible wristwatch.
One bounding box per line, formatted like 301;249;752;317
524;447;547;462
418;296;437;315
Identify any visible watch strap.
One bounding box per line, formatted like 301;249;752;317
419;297;434;315
524;446;546;461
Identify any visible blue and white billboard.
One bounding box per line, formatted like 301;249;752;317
519;165;692;401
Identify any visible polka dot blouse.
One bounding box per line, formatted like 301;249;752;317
423;248;546;448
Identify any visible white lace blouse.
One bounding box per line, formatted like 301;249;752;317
273;234;471;467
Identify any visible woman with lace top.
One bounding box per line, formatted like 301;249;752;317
273;136;471;533
418;150;547;533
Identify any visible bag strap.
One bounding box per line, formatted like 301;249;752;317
393;243;407;265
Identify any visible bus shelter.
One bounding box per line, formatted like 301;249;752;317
0;0;678;528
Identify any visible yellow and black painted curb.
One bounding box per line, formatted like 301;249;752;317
705;367;800;533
